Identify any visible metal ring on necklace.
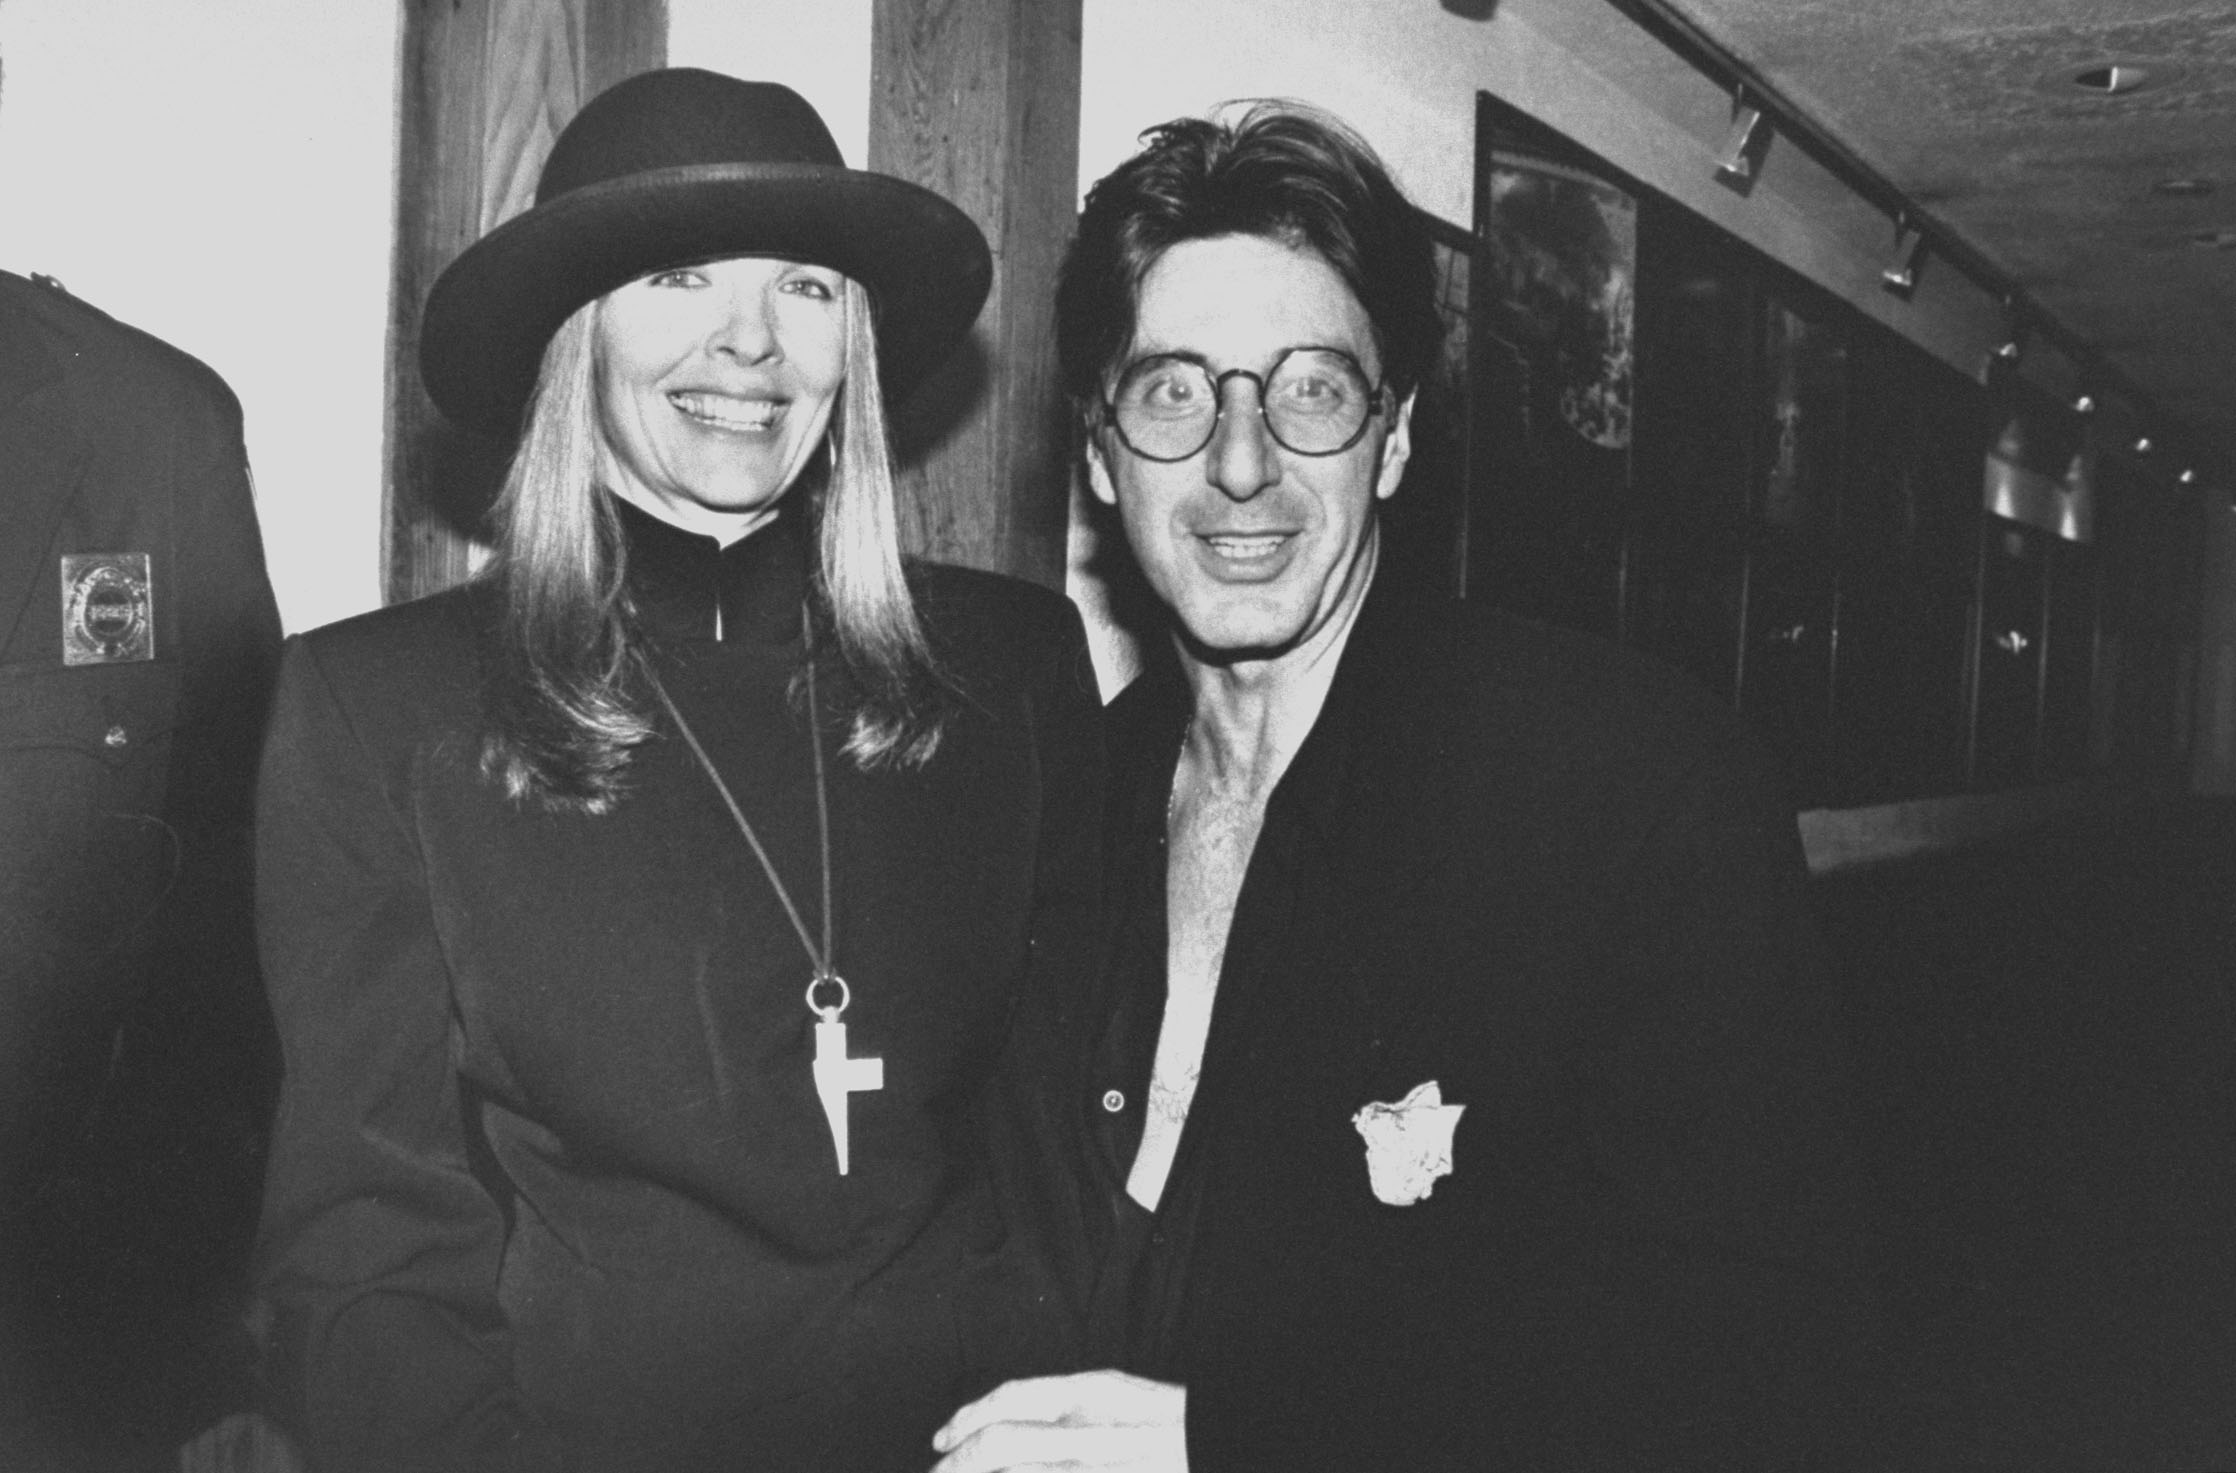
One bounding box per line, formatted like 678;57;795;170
806;972;852;1022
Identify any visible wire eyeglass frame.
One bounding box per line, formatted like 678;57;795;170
1101;346;1392;463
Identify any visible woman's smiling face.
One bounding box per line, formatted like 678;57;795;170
593;255;849;543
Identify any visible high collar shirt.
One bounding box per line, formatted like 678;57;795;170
611;497;806;647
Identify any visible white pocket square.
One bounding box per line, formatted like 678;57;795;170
1351;1079;1465;1206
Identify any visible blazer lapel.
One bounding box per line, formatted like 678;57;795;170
1311;588;1496;1115
0;286;83;659
1190;582;1469;1102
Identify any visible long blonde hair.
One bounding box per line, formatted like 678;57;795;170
479;277;945;813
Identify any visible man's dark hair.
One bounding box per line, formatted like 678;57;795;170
1056;101;1440;418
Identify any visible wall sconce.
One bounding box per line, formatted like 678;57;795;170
1715;93;1773;189
1979;333;2023;386
1881;219;1924;296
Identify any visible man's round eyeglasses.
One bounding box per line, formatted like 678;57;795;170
1103;347;1391;463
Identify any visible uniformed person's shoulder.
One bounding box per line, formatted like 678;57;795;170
906;559;1091;690
2;268;243;424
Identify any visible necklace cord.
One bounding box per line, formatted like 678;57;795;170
807;657;834;975
643;629;834;987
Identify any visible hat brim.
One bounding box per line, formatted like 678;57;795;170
420;163;992;437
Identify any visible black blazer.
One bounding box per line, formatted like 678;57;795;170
0;269;282;1459
252;541;1103;1473
1037;578;1881;1470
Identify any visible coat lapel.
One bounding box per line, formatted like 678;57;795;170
1191;581;1477;1111
0;283;83;659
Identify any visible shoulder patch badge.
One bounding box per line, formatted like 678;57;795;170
61;553;155;665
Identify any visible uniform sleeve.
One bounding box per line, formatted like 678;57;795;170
133;374;284;1255
252;637;560;1473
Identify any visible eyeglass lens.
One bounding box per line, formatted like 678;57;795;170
1111;348;1377;461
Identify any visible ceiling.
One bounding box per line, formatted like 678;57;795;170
1648;0;2236;480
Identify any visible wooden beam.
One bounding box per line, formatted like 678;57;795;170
386;0;665;606
870;0;1083;589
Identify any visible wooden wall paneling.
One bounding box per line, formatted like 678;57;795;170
869;0;1082;589
581;0;668;99
387;0;665;606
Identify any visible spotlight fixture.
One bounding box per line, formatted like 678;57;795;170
1978;334;2024;386
1716;95;1772;186
1881;220;1924;296
2135;436;2155;454
2074;394;2096;414
2066;62;2157;97
2180;468;2199;485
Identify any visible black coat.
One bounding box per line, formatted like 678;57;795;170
252;513;1103;1473
0;269;283;1465
1028;578;1882;1470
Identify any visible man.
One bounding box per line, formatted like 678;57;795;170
1;267;282;1470
936;105;1876;1470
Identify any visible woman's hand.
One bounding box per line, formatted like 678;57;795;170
931;1369;1187;1472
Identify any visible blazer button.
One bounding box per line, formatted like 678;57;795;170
1101;1089;1125;1113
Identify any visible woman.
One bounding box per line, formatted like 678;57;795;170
252;69;1100;1472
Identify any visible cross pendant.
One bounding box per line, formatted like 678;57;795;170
812;1015;883;1175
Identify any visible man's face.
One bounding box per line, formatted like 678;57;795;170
1087;233;1412;667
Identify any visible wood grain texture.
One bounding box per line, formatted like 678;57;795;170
387;0;666;606
871;0;1082;588
480;0;583;234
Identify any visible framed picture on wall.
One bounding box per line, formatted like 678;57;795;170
1465;91;1639;633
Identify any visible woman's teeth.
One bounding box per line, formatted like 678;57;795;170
1205;534;1285;560
670;392;780;431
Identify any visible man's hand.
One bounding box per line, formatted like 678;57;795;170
930;1369;1187;1472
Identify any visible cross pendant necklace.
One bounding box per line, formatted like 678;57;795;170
648;645;881;1176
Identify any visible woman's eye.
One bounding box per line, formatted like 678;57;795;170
782;274;838;301
644;268;704;289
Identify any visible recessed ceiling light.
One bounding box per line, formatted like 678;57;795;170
2068;62;2155;95
2152;177;2217;198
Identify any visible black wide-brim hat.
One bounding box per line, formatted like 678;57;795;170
420;68;992;438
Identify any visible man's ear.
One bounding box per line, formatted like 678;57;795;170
1084;434;1120;508
1374;390;1416;501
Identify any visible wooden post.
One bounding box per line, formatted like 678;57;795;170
870;0;1083;589
387;0;665;605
